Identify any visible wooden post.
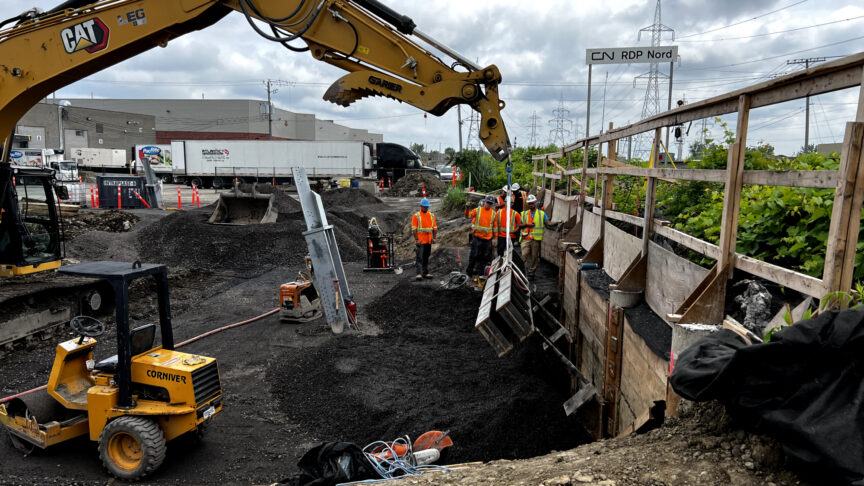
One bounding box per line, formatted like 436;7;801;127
642;128;662;256
533;157;538;190
822;122;864;301
542;157;548;192
717;95;750;274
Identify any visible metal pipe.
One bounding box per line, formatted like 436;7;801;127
413;28;481;71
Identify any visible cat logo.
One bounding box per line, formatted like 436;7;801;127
60;18;110;54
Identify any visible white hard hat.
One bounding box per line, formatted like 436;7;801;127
502;185;509;192
527;195;537;203
511;183;521;191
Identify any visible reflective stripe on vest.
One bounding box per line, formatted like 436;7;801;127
472;206;496;235
497;209;518;236
520;210;545;240
414;211;435;233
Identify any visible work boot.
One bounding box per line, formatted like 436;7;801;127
423;274;433;279
415;274;423;281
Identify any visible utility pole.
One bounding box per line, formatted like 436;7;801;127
787;57;826;152
265;79;272;140
600;72;609;133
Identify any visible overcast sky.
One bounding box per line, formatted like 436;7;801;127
4;0;863;157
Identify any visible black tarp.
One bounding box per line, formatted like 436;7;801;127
277;442;377;486
670;308;864;484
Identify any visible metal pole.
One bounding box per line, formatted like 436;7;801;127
586;65;592;138
804;59;810;151
665;61;673;166
267;79;273;141
457;105;463;152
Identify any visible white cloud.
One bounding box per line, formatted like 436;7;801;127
2;0;861;155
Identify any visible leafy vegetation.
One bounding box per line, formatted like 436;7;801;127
441;185;467;212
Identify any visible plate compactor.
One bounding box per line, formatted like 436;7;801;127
0;261;223;481
279;258;324;323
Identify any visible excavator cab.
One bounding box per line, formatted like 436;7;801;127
0;164;65;276
0;261;224;481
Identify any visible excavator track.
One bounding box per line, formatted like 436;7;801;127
0;272;113;358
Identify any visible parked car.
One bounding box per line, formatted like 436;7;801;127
436;164;458;182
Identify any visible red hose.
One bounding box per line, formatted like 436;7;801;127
0;307;280;404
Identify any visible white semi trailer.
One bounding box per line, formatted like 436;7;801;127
168;140;432;188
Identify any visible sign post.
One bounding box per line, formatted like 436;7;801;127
585;46;679;161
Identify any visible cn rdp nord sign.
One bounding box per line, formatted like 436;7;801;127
586;46;678;65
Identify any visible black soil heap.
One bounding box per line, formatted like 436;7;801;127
268;281;590;463
389;172;448;197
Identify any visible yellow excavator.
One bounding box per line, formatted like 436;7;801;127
0;0;512;479
0;0;511;277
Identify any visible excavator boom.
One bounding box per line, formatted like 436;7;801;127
0;0;511;160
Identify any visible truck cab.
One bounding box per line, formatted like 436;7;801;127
49;160;79;182
374;143;439;181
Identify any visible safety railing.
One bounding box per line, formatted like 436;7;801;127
531;51;864;323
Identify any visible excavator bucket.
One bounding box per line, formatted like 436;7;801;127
208;188;278;225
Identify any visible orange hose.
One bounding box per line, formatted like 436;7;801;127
0;307;280;404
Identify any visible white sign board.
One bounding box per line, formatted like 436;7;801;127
586;46;678;65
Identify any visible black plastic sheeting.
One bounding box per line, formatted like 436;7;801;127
670;308;864;484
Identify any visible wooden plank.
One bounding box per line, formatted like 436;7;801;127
734;253;826;298
603;220;643;282
532;171;562;180
596;166;726;182
719;95;751;273
581;210;602;249
653;224;722;260
676;266;729;325
646;241;710;323
615;254;647;293
591;206;644;228
822;122;864;296
593;53;864;144
742;170;837;189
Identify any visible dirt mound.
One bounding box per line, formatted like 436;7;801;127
135;208;366;272
389;172;448;197
267;281;590;463
321;187;382;208
62;210;139;241
387;400;805;486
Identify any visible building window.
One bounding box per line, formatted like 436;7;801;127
96;124;104;133
75;130;86;137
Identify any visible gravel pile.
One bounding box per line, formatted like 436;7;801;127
388;172;448;197
62;210;139;241
320;187;382;207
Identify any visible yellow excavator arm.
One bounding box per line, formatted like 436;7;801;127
0;0;511;160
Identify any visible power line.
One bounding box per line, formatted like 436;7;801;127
678;0;808;38
685;35;862;71
676;15;864;43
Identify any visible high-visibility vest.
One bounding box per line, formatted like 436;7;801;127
471;206;497;240
412;211;436;244
520;209;546;241
496;208;519;238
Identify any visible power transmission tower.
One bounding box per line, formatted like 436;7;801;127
632;0;674;160
527;111;542;147
465;108;481;151
548;95;573;148
787;57;827;152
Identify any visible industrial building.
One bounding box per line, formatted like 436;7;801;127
13;98;383;158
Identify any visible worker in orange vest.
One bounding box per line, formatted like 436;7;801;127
520;194;549;279
495;195;522;257
412;197;438;280
464;195;498;277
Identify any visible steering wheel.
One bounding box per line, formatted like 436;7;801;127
69;315;105;342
